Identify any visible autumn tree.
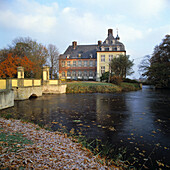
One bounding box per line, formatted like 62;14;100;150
139;35;170;88
0;53;38;78
47;44;59;79
0;37;48;78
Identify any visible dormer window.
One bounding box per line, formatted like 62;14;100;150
105;47;109;51
90;54;93;58
117;46;120;51
78;54;81;58
66;55;70;59
109;47;112;51
101;47;104;51
106;40;109;44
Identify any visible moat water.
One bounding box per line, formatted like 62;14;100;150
1;86;170;169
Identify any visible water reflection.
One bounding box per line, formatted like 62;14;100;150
0;86;170;169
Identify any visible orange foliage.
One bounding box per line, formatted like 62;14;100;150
0;53;38;78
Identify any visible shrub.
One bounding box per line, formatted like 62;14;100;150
100;72;109;82
123;78;139;83
110;76;122;85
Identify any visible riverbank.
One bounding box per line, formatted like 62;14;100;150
0;118;120;169
66;81;141;93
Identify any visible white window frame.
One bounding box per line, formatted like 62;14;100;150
67;61;71;67
89;60;93;67
101;55;105;62
101;66;105;74
67;71;71;77
78;71;82;77
84;60;88;67
84;71;87;77
72;71;76;77
78;60;82;67
109;55;113;62
62;61;65;67
73;61;76;67
62;72;65;77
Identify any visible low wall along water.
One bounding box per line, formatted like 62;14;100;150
0;89;14;110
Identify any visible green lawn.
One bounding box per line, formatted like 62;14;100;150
66;81;141;93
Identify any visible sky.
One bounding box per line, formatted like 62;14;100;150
0;0;170;78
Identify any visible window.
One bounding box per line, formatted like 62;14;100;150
101;66;105;74
67;61;70;67
62;61;65;67
101;55;105;62
62;72;65;77
84;71;87;77
84;61;88;67
89;71;93;77
73;61;76;67
89;60;93;67
78;60;82;67
67;71;71;77
105;47;109;51
117;46;120;51
109;55;113;61
72;71;76;77
78;71;82;77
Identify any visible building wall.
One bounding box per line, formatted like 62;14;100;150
96;51;126;81
59;58;97;80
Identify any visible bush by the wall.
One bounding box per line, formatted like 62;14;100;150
110;76;122;85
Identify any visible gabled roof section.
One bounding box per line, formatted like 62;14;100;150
60;44;98;59
101;29;126;51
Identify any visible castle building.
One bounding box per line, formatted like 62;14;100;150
59;28;126;81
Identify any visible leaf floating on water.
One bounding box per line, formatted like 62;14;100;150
140;136;143;138
73;120;81;123
139;152;145;157
109;127;116;131
156;143;160;147
131;133;134;135
135;147;139;151
97;125;102;128
152;131;157;134
164;147;168;150
156;160;165;167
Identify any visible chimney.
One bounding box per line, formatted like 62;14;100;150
72;41;77;49
98;40;102;46
108;29;113;36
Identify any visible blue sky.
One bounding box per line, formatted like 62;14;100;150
0;0;170;78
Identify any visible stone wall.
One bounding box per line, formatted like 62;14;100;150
42;84;67;94
13;86;43;100
0;89;14;110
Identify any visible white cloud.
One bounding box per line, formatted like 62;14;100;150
0;0;59;33
71;0;168;19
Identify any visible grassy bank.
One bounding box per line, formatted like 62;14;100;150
66;81;141;93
